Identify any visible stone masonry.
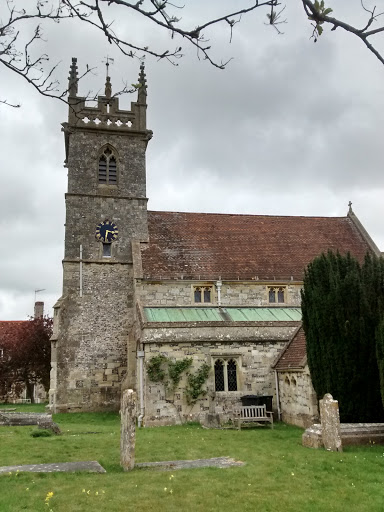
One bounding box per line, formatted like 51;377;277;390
49;60;151;412
136;281;302;308
142;331;293;426
277;368;319;428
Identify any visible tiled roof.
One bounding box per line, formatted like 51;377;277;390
0;321;28;346
141;211;373;280
273;326;307;370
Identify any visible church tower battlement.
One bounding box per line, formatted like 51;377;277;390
49;58;152;413
63;58;150;158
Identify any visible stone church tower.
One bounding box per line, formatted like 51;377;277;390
49;59;152;412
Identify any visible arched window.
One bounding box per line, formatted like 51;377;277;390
98;146;117;185
214;358;238;392
214;360;225;391
268;286;286;304
227;359;237;391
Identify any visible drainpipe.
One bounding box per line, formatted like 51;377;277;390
274;370;281;421
79;245;83;298
137;348;145;427
216;280;222;307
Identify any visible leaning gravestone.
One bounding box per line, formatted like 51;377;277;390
120;389;136;471
319;393;342;452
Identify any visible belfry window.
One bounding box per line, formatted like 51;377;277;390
99;147;117;185
214;358;238;392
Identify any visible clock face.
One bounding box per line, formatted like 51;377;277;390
96;220;118;243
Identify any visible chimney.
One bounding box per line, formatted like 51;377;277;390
34;301;44;319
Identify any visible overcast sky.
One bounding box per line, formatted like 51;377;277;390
1;1;384;320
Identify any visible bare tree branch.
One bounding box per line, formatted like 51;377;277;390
4;1;384;108
1;0;279;106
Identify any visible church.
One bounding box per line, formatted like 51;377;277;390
48;59;381;427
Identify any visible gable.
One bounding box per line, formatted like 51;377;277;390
141;211;373;280
273;326;307;370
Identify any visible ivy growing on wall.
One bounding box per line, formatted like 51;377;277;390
168;359;193;391
185;363;210;405
146;356;210;405
146;355;168;383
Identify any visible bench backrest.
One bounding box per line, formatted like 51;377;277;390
240;405;267;418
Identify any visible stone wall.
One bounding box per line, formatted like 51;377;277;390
277;367;319;428
136;280;302;307
50;118;149;412
50;263;132;412
141;333;291;426
0;382;46;404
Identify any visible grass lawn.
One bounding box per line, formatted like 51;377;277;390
1;404;384;511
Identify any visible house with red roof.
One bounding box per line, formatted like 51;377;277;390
0;303;47;403
49;60;381;426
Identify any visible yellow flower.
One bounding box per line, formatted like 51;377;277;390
291;472;295;476
95;491;99;495
82;489;86;493
164;487;167;492
26;488;29;491
87;490;90;495
170;490;173;494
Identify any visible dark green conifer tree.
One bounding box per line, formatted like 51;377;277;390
302;251;384;422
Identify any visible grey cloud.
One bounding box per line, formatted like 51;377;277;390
1;1;384;319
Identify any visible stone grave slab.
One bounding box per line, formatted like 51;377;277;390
0;412;52;426
0;461;106;474
135;456;244;471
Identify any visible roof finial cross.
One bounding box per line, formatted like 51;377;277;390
348;200;353;213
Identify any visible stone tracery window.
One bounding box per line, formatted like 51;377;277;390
98;146;117;185
268;286;286;304
193;285;213;304
214;358;238;392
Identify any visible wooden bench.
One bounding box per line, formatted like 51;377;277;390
234;405;274;430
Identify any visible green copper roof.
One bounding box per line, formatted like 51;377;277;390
144;307;301;323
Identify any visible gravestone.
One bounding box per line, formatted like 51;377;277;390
0;412;53;427
319;393;342;452
120;389;136;471
37;418;61;435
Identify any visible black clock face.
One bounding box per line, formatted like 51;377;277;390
96;220;118;243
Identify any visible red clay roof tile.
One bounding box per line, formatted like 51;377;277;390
141;212;372;280
274;326;307;370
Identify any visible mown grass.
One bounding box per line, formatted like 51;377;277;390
1;404;384;511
